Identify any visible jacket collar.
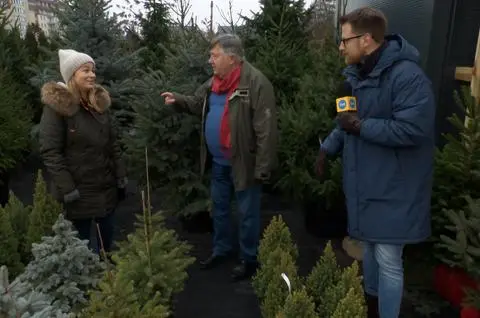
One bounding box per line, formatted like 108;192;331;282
41;81;111;117
357;40;388;79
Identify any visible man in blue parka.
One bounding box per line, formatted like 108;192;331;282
316;7;435;318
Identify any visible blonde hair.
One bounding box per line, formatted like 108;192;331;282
67;75;102;113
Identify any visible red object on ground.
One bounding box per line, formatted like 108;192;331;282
434;264;451;300
461;307;480;318
434;264;478;307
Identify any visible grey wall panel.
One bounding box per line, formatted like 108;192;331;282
437;0;480;141
341;0;435;68
448;0;480;66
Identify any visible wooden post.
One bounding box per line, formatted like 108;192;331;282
472;29;480;103
455;28;480;125
210;0;214;35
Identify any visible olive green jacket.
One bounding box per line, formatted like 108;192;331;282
39;82;127;219
174;61;278;191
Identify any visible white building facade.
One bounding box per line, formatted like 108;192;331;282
27;0;58;37
7;0;29;36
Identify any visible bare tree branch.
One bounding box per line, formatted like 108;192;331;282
169;0;193;28
215;0;242;33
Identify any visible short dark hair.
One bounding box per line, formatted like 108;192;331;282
339;7;387;42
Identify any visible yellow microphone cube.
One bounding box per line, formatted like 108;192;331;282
336;96;357;112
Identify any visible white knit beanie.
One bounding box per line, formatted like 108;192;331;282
58;49;95;83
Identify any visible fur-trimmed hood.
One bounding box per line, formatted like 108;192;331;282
40;81;111;117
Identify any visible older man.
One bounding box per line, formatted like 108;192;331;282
316;7;435;318
161;33;277;281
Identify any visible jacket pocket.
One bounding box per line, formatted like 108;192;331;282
393;149;404;176
358;144;404;200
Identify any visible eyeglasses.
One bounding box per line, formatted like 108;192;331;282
338;34;365;46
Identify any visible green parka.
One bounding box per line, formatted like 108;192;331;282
174;61;278;191
39;82;126;220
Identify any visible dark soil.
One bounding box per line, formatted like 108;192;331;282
8;157;458;318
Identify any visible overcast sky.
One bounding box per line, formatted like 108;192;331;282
111;0;315;30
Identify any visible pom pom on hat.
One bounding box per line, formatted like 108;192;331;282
58;49;95;83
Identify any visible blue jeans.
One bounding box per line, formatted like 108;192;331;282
210;162;262;263
71;210;115;254
363;242;405;318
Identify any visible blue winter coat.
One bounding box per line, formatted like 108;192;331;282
321;34;435;244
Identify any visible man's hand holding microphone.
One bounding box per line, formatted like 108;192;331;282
315;81;360;178
336;95;361;135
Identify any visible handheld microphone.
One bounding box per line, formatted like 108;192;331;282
336;96;357;112
335;80;357;113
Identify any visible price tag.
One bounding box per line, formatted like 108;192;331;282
281;272;291;294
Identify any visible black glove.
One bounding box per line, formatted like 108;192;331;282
337;112;362;135
314;149;327;178
117;177;128;201
254;172;270;185
117;187;126;201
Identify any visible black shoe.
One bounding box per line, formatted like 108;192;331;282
200;254;229;270
365;293;379;318
231;260;258;281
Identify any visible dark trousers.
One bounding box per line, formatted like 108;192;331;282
211;162;262;263
71;210;115;254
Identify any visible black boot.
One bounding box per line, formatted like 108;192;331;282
200;254;229;270
365;293;379;318
231;260;258;281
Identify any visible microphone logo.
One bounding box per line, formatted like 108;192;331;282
336;96;357;112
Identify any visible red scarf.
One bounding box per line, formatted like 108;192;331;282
211;65;241;157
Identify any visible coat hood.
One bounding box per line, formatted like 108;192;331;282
40;81;111;117
345;33;421;78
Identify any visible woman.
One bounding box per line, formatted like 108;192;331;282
39;49;127;254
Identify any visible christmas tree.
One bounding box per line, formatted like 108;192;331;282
121;0;172;71
112;193;195;308
3;192;31;264
253;215;299;299
1;5;51;129
16;214;105;314
257;215;298;265
82;271;169;317
464;288;480;311
260;248;301;318
0;71;32;179
85;151;195;314
26;170;63;255
437;195;480;280
305;241;341;310
123;23;211;217
0;205;23;279
0;266;62;318
24;23;50;64
276;287;318;318
431;87;480;242
274;34;344;208
242;0;312;96
332;287;368;318
319;261;365;317
0;6;31;88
